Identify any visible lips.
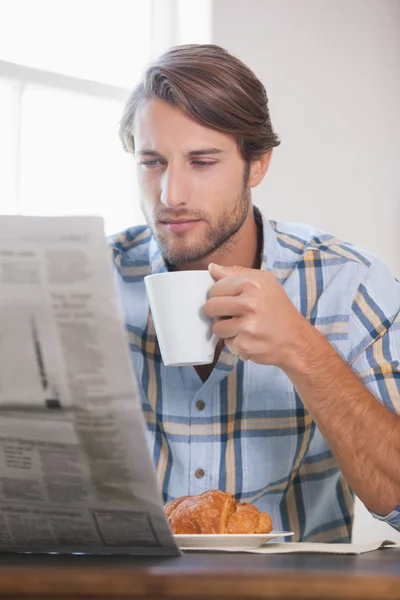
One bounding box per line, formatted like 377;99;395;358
159;219;202;232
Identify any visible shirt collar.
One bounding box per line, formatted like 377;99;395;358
256;206;277;272
148;206;277;274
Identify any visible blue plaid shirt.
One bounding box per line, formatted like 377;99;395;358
110;208;400;542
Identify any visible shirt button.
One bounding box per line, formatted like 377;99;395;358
196;400;206;411
195;468;205;479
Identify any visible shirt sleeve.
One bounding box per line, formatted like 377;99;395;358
347;258;400;531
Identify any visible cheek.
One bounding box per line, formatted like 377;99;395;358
137;169;156;190
136;172;160;205
209;180;241;213
193;167;238;204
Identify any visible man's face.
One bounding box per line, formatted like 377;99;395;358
133;99;251;267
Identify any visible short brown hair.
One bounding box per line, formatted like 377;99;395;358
119;44;280;162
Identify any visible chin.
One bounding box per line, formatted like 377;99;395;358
162;242;212;266
161;234;200;253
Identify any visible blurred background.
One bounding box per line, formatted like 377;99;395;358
0;0;399;544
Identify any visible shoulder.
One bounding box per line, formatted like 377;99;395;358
271;220;374;270
270;219;399;317
108;224;151;256
108;224;152;265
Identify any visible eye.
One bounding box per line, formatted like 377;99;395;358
137;159;165;168
191;161;216;168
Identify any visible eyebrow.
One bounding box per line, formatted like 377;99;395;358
135;150;162;157
135;148;224;158
187;148;224;157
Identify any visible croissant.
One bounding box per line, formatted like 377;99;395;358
165;490;273;534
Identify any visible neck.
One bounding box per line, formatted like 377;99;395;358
176;204;261;272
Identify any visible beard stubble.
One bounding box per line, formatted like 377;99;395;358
146;164;251;267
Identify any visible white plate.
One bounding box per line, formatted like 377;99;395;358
174;532;294;549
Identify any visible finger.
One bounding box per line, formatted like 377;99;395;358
213;316;241;339
208;263;253;281
224;337;239;356
205;296;244;319
224;337;247;361
209;277;247;298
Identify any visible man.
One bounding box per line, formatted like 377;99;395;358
111;44;400;542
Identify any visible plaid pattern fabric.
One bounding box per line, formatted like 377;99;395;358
110;208;400;541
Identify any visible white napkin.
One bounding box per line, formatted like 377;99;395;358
183;539;397;555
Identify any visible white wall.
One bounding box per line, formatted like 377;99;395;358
212;0;400;277
212;0;400;544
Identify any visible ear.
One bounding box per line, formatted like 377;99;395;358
249;150;273;188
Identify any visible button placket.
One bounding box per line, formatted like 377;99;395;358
190;392;212;494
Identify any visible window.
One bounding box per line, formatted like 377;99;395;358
0;0;152;235
0;0;152;88
0;77;19;214
0;0;211;235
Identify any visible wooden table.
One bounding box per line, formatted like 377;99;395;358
0;547;398;599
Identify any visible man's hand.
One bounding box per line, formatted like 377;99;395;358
205;263;313;367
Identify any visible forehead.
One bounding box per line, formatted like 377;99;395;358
133;98;237;153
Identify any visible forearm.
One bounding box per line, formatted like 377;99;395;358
282;324;400;515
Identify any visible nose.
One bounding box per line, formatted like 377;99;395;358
160;165;188;208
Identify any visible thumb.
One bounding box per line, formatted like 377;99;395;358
208;263;245;280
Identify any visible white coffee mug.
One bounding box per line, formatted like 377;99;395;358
144;270;218;367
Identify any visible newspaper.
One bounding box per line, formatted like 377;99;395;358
0;215;179;556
